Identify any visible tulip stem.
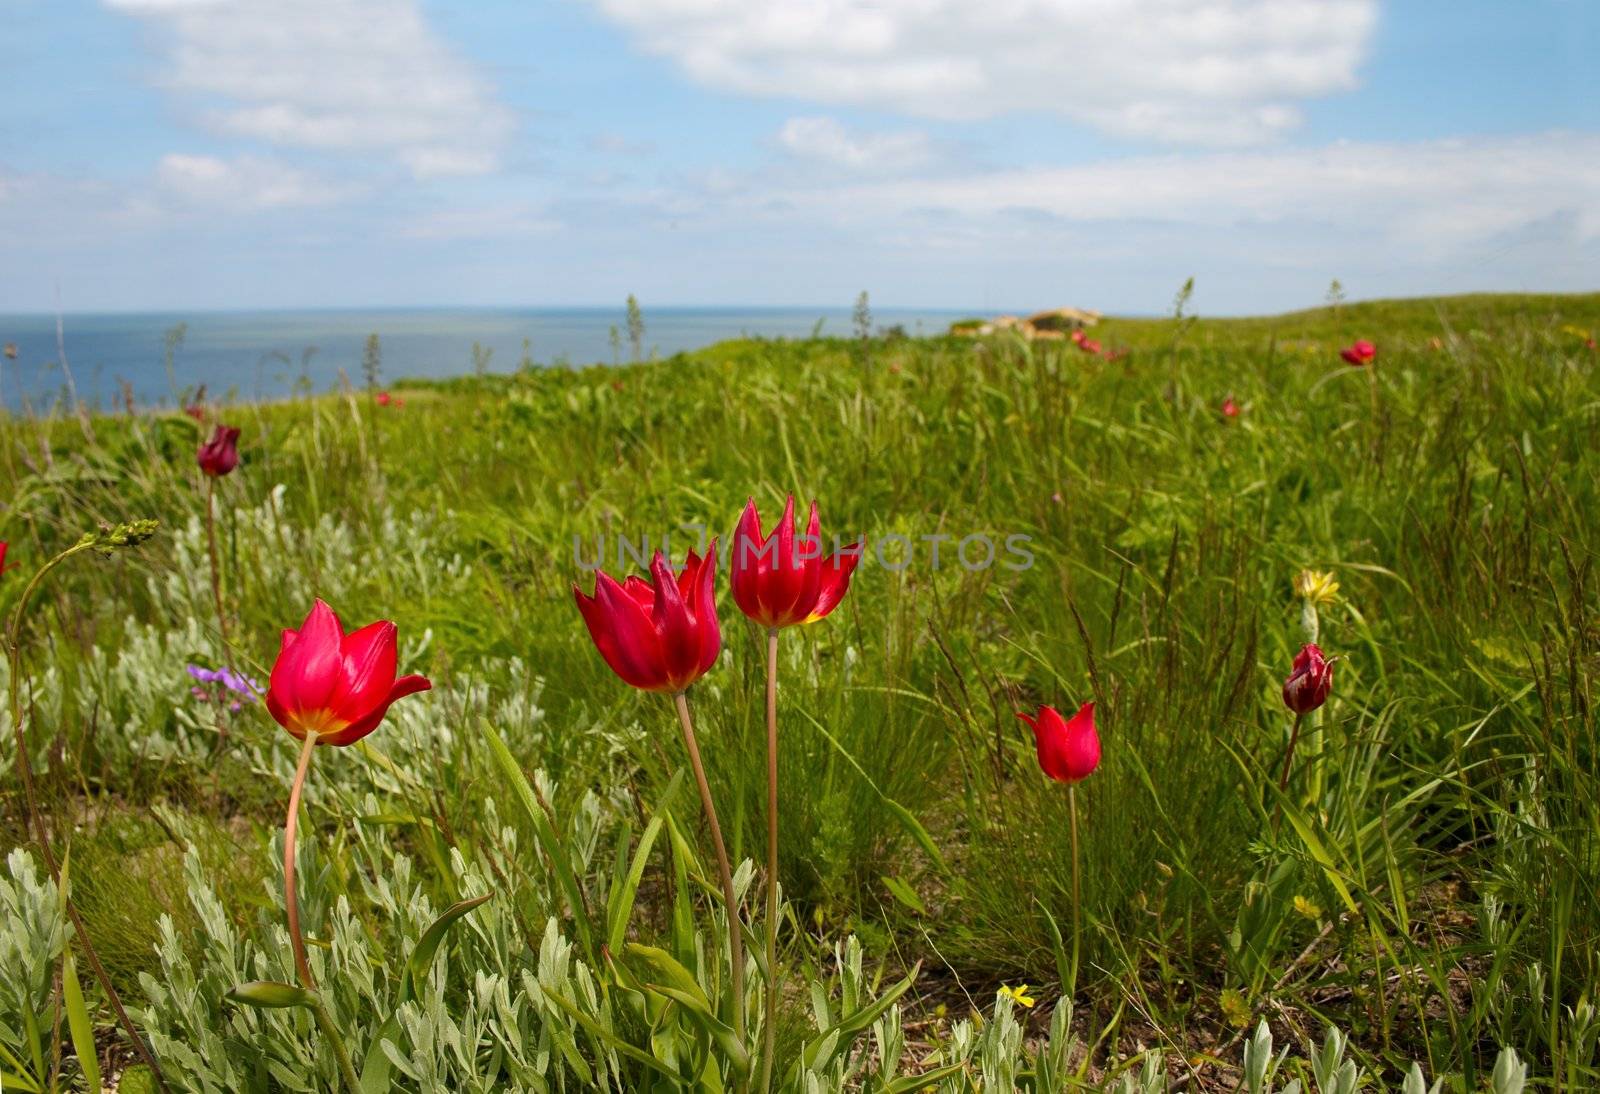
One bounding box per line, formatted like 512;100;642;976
672;691;748;1053
282;729;361;1094
1068;783;1082;999
759;626;781;1094
204;477;232;744
284;729;320;991
1273;712;1306;831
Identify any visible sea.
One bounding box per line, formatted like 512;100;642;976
0;306;977;412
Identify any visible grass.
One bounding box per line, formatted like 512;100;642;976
2;290;1598;1090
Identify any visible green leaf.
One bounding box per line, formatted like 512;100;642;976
797;965;919;1075
482;724;594;956
62;950;102;1092
607;770;685;953
400;892;493;1002
225;981;316;1009
882;875;926;915
884;1061;969;1091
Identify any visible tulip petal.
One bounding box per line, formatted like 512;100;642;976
587;572;669;689
691;539;722;678
806;538;863;623
322;673;432;747
269;600;344;722
329;619;398;723
650;551;701;688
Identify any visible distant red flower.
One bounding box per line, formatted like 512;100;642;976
1079;337;1102;355
1070;329;1086;345
575;545;722;693
1339;340;1376;366
1018;702;1100;784
375;391;393;406
0;541;10;575
1282;643;1333;714
183;404;206;421
265;600;432;747
1221;396;1240;419
731;496;862;630
196;424;241;477
1587;338;1597;352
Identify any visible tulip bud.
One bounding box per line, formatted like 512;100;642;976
197;424;241;477
1018;701;1100;784
1282;643;1333;714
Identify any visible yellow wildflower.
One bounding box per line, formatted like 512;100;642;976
1220;988;1251;1029
999;984;1037;1008
1293;894;1323;920
1293;569;1340;606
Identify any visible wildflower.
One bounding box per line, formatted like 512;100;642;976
1070;329;1086;345
265;599;432;746
999;984;1037;1008
1293;569;1339;606
1282;643;1333;715
375;391;393;407
1220;988;1251;1029
0;540;9;575
1292;894;1322;920
731;496;862;630
196;424;241;477
575;545;722;692
1221;396;1240;419
1079;337;1101;354
183;404;205;421
1339;340;1376;366
1018;702;1100;784
1428;336;1444;352
187;663;261;702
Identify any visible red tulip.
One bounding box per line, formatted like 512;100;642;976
1079;337;1101;355
1221;396;1240;419
1282;643;1333;714
731;496;862;629
265;599;432;746
0;540;10;575
575;544;722;692
1339;340;1376;366
375;391;393;406
1069;329;1086;345
1018;702;1100;784
197;424;241;477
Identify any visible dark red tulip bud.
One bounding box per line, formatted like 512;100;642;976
197;424;241;477
1282;643;1333;714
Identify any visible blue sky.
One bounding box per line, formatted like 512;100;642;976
1;0;1596;314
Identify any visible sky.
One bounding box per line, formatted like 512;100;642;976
1;0;1596;315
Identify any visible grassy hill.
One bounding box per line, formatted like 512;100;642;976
1;291;1596;1089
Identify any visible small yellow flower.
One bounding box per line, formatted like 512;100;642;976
1219;988;1251;1029
1293;569;1340;606
999;984;1037;1008
1293;894;1322;920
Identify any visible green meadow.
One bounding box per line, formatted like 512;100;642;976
3;291;1599;1091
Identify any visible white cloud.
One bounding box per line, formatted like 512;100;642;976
106;0;514;177
780;133;1600;256
777;116;934;172
156;153;358;208
587;0;1376;146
